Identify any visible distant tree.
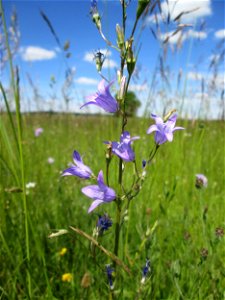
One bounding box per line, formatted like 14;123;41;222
124;91;141;117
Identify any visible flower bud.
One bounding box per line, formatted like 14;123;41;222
94;50;105;72
126;39;136;76
92;12;101;30
90;1;101;30
136;0;150;20
118;76;126;101
116;24;124;50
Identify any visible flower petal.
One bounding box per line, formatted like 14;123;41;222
97;170;106;191
151;114;163;125
173;126;185;132
73;150;83;166
147;124;158;134
103;187;116;202
80;100;97;109
62;166;91;179
166;114;177;129
88;199;104;213
164;131;173;142
82;185;104;200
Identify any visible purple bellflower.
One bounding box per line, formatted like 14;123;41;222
81;170;116;213
147;113;184;145
106;131;140;162
195;174;208;189
80;80;119;113
62;150;93;179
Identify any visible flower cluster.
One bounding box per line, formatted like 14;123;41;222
63;81;184;215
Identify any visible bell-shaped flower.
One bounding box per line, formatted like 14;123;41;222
81;170;116;213
80;80;119;113
62;150;93;179
106;131;139;162
147;113;184;145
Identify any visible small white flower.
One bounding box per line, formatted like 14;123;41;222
47;157;55;164
26;182;36;189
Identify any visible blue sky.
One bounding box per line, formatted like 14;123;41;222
1;0;225;118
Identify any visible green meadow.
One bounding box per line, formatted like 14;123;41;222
0;113;224;299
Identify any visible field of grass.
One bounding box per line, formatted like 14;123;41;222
0;113;224;299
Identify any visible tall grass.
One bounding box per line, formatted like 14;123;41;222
0;113;224;299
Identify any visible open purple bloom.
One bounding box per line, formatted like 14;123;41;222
147;113;184;145
106;131;139;162
80;80;119;113
62;150;93;179
82;170;116;213
195;174;208;189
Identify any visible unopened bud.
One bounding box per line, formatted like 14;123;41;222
126;39;136;76
136;0;150;20
118;76;126;101
94;51;105;72
116;24;124;50
92;12;101;30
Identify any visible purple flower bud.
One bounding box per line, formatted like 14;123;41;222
105;264;114;290
141;258;151;284
97;214;112;234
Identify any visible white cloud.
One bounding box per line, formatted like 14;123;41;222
193;92;209;99
160;29;207;44
187;71;203;81
75;77;98;85
160;0;212;23
187;29;207;39
102;58;118;69
21;46;56;61
187;71;224;89
129;83;148;92
214;29;225;39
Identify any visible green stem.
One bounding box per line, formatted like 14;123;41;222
113;199;122;261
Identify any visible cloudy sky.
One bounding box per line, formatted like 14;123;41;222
1;0;225;119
